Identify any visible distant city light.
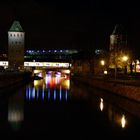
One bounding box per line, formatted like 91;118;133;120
95;49;105;55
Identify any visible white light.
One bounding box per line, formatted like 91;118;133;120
104;70;108;74
122;56;128;62
100;98;104;111
62;69;70;74
100;60;105;66
121;115;126;128
0;61;70;68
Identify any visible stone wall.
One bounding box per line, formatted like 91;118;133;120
0;71;32;94
73;76;140;102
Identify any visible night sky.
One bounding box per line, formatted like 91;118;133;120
0;0;140;55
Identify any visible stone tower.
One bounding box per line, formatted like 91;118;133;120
109;24;127;69
8;21;25;70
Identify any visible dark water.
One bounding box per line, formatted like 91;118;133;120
0;72;140;139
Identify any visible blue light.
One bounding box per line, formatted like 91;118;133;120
48;88;50;100
32;88;35;98
59;86;62;101
42;87;45;100
26;87;29;99
29;87;31;100
37;88;39;99
65;90;68;101
54;89;56;100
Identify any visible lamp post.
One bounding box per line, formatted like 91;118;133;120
122;55;128;74
100;60;106;75
100;60;105;66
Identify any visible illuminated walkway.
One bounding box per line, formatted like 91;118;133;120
0;61;70;68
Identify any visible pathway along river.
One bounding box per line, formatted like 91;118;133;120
0;71;140;139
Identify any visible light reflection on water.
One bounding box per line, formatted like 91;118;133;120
99;98;104;111
26;72;70;101
8;89;24;131
26;86;69;101
1;71;140;138
72;81;137;129
121;114;126;128
98;97;127;129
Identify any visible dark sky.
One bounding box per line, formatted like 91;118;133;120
0;0;140;54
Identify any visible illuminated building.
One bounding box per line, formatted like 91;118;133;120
24;49;78;62
8;21;25;69
109;24;127;70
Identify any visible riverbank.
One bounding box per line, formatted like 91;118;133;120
72;74;140;102
0;71;32;94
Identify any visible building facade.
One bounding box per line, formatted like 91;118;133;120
109;24;128;70
8;21;25;69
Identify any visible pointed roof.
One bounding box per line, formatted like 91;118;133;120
9;21;23;32
112;24;126;35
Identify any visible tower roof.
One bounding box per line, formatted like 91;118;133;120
112;24;126;35
9;21;23;32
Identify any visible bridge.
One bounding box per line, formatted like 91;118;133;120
0;61;70;69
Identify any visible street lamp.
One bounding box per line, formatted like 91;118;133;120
122;55;128;74
122;56;128;62
100;60;106;75
100;60;105;66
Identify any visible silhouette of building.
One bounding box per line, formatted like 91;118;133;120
109;24;128;70
8;21;25;69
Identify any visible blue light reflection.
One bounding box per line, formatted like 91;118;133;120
26;86;70;102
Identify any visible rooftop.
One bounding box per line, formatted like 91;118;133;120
9;21;24;32
112;24;126;35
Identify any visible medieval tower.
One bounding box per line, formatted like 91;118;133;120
8;21;25;69
109;24;127;70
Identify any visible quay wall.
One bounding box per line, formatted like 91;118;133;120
73;75;140;102
0;71;32;94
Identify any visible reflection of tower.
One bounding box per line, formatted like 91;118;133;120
8;20;25;69
8;89;24;131
109;24;127;69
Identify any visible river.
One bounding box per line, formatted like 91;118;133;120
0;71;140;139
